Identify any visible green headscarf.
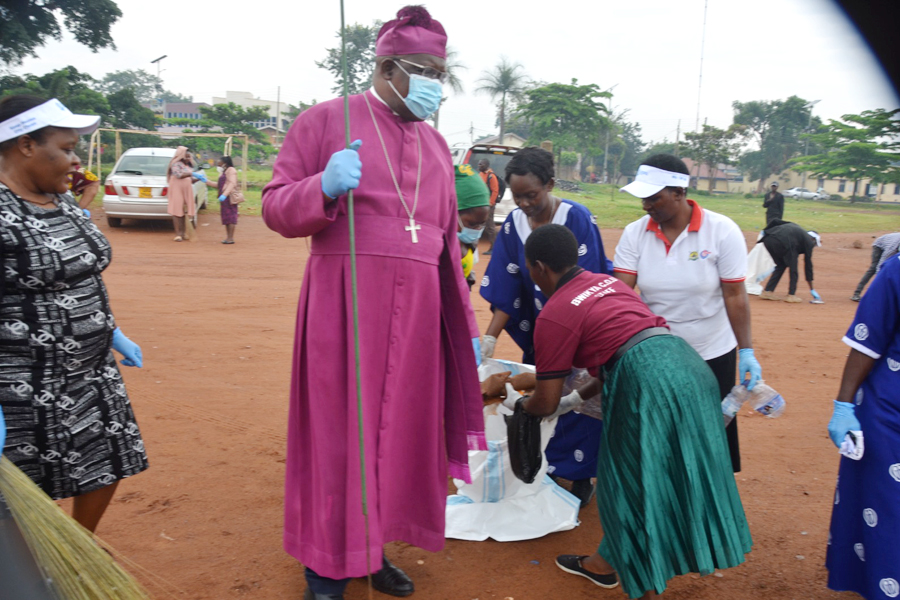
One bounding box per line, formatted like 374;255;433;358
455;164;490;211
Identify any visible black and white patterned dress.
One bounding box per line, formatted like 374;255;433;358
0;185;148;500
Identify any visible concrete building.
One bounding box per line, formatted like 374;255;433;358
211;91;292;132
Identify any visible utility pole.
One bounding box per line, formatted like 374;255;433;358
470;122;474;145
675;119;681;157
800;99;821;190
150;55;167;108
601;83;619;184
695;0;708;132
275;86;281;147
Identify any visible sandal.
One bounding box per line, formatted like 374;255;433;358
222;240;235;244
173;236;183;242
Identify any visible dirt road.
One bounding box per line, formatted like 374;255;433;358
80;212;884;600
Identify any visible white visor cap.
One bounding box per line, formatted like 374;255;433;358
0;99;101;144
620;164;691;199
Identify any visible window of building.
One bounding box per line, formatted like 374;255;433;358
894;184;899;195
817;178;825;188
839;180;846;192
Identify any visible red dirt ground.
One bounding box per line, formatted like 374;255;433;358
76;212;892;600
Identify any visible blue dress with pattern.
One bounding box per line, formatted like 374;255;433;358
826;256;900;600
480;199;612;480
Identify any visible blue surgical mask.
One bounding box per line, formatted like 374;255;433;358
457;217;484;245
390;64;443;120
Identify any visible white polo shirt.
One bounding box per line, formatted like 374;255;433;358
614;200;747;360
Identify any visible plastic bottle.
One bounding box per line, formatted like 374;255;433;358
748;381;786;418
722;380;751;426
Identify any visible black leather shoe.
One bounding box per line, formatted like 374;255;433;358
570;478;596;508
303;588;344;600
370;556;414;597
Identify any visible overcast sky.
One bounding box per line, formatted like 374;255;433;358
10;0;898;149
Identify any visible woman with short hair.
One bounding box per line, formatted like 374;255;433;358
479;146;613;505
0;95;148;532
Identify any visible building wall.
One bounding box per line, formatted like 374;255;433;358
211;91;292;131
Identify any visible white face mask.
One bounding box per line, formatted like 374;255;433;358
217;166;224;174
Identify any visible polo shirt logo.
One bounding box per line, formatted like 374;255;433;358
887;357;900;372
854;323;869;341
688;251;699;261
700;250;711;259
881;579;899;598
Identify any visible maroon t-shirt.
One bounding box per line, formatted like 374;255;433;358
535;270;668;380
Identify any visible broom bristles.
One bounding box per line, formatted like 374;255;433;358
0;456;151;600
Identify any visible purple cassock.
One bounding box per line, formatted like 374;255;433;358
262;89;487;580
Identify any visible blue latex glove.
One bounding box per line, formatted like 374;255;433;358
218;194;227;202
193;171;208;182
828;400;861;447
82;208;91;218
738;348;762;390
321;139;363;199
811;289;822;301
112;328;143;368
472;337;482;366
0;405;6;455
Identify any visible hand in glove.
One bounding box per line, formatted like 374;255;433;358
82;208;91;218
192;171;208;182
828;400;861;447
481;335;497;359
219;194;228;202
738;348;762;390
0;405;6;455
321;139;362;199
472;337;482;367
503;389;584;419
112;328;143;368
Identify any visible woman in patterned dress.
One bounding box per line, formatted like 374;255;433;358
0;95;148;533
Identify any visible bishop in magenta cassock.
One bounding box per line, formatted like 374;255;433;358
261;7;486;600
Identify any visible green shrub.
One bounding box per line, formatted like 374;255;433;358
693;189;712;196
829;194;844;201
744;192;758;199
560;151;578;166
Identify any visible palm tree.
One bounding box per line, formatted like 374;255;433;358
475;57;528;145
432;47;466;131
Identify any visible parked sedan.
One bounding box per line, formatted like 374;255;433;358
102;147;209;227
783;187;828;200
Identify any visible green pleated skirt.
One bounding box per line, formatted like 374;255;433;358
597;335;752;598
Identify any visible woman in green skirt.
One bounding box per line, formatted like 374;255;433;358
516;225;751;599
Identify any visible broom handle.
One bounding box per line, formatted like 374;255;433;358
339;2;373;598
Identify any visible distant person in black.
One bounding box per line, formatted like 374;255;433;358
763;182;784;224
758;219;823;303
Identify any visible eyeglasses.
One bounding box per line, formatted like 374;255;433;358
395;58;449;84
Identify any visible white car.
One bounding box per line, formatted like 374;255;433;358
783;187;828;200
102;147;209;227
450;143;518;224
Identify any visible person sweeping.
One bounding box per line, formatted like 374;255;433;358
261;6;484;599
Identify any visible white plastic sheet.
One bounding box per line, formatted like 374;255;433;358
445;359;581;542
745;234;776;295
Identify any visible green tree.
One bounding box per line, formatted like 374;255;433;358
316;22;381;95
171;103;275;162
106;89;156;130
732;96;820;191
431;46;465;131
97;69;193;104
615;120;646;179
683;124;744;191
475;57;529;145
0;0;122;65
790;109;900;201
517;79;610;156
1;66;109;120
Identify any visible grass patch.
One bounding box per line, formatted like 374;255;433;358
567;183;900;233
94;166;899;232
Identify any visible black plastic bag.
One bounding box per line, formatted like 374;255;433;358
507;397;543;483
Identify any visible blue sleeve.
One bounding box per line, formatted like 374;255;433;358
566;202;611;274
480;214;524;317
842;256;900;359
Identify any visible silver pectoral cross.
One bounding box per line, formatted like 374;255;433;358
405;217;421;243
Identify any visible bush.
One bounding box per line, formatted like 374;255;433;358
744;192;758;199
693;189;712;196
829;194;844;201
560;151;578;167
